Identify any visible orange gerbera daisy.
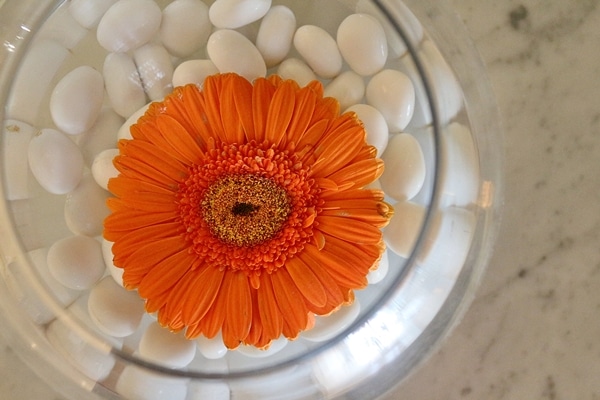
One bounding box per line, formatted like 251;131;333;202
104;73;393;350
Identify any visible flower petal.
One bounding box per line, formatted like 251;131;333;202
285;256;327;308
111;221;181;263
252;78;277;143
175;266;224;326
302;243;368;289
155;114;205;164
265;81;296;147
138;248;197;298
257;273;284;343
271;268;309;336
316;215;383;244
224;271;252;347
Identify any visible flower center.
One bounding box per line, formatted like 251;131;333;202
201;174;291;247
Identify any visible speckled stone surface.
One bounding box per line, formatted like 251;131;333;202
2;0;600;399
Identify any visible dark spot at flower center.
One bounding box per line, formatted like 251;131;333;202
232;202;260;216
201;174;291;247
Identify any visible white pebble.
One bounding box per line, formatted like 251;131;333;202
47;235;106;290
380;133;425;201
345;104;388;156
209;0;272;29
65;173;111;237
102;239;124;287
88;276;145;337
3;120;37;200
172;60;219;87
116;366;188;400
440;123;480;207
28;129;84;195
160;0;212;58
69;0;118;29
133;43;175;101
366;69;415;132
419;207;476;280
50;66;104;135
5;40;69;125
103;52;147;118
97;0;162;53
255;5;296;67
118;103;151;140
367;249;389;284
92;148;120;190
355;0;423;59
302;301;360;342
337;14;387;76
384;201;426;258
276;58;318;87
36;3;88;50
324;71;365;111
237;337;288;358
196;332;228;360
293;25;342;79
77;107;123;166
207;29;266;81
139;322;197;368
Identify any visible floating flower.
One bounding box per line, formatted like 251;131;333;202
104;73;393;349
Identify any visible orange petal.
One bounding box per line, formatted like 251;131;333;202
302;243;368;289
197;271;233;340
316;215;383;244
295;252;344;315
265;81;295;148
111;221;181;263
224;272;252;345
104;209;176;239
325;158;384;189
257;273;284;343
252;78;276;143
155;114;205;164
175;266;224;326
271;268;309;335
285;256;327;308
137;248;197;298
243;290;262;346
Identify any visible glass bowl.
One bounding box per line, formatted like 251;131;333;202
0;0;502;399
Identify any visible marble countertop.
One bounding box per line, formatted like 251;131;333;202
2;0;599;399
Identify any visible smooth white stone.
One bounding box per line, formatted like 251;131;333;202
406;125;435;205
440;123;480;207
139;322;197;368
103;52;147;118
134;43;175;101
196;332;228;360
5;40;69;125
69;0;118;29
207;29;266;81
88;277;145;337
77;107;123;166
28;128;84;195
384;201;427;258
188;381;231;400
97;0;162;53
293;25;343;79
337;13;388;76
36;4;89;50
116;366;188;400
276;58;318;87
46;298;118;382
101;239;124;288
172;60;219;87
50;66;105;135
118;103;151;140
3;120;37;200
324;71;366;111
92;148;120;191
355;0;423;59
367;249;389;284
255;5;296;67
47;235;106;290
64;173;111;237
345;104;388;156
29;247;80;307
302;301;361;342
236;337;288;358
404;41;464;128
380;133;426;201
209;0;272;29
161;0;211;58
366;69;415;132
419;207;476;280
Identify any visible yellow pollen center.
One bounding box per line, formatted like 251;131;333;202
201;174;291;247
